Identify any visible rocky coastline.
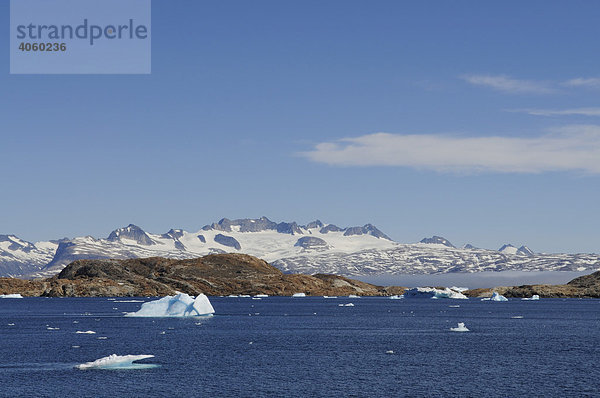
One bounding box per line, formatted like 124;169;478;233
0;254;405;297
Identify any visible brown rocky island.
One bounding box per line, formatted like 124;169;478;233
0;254;405;297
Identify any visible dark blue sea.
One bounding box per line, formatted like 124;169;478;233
1;296;599;397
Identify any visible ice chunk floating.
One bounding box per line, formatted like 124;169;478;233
450;322;470;332
76;354;157;370
403;287;468;300
0;294;23;298
292;293;306;297
125;293;214;317
522;295;540;301
481;292;508;302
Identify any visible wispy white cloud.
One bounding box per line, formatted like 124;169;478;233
562;78;600;88
300;125;600;174
460;74;555;94
507;107;600;117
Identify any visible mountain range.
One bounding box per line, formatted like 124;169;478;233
1;217;599;278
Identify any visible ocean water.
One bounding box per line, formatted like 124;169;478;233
1;297;599;397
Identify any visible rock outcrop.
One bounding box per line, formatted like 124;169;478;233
0;254;401;297
465;270;600;298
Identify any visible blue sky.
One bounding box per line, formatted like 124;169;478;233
1;0;599;253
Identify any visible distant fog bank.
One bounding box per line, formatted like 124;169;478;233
356;270;596;289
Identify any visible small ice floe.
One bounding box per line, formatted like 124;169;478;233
251;298;262;300
71;346;80;349
450;322;470;332
0;294;23;299
227;295;239;298
389;295;403;300
76;354;156;370
159;331;166;335
8;323;15;326
348;295;360;298
338;303;354;307
76;330;96;334
125;293;214;317
97;337;108;340
113;300;144;303
521;295;540;301
254;294;268;298
481;292;508;302
249;341;253;345
323;296;337;299
73;321;79;324
385;350;394;354
404;287;468;300
47;327;60;330
449;305;461;308
292;293;306;298
511;316;524;319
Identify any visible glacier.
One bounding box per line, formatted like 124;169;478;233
403;287;468;299
125;293;215;317
76;354;156;370
481;292;508;302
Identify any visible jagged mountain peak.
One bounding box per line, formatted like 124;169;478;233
498;244;534;256
517;245;534;256
420;236;455;248
107;224;156;246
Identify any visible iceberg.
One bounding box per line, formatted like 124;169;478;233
0;294;23;299
403;287;468;300
348;295;360;298
76;330;96;334
450;322;470;332
254;294;269;298
521;295;540;301
292;293;306;297
481;292;508;301
389;295;403;299
76;354;156;370
338;303;354;307
125;293;214;317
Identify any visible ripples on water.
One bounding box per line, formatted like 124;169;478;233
1;297;599;397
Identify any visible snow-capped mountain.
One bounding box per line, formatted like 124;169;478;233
1;221;599;278
1;218;395;277
498;244;534;256
0;235;57;276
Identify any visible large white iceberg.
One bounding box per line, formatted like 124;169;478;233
76;354;156;370
125;293;214;317
521;295;540;301
0;294;23;299
403;287;468;300
481;292;508;302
